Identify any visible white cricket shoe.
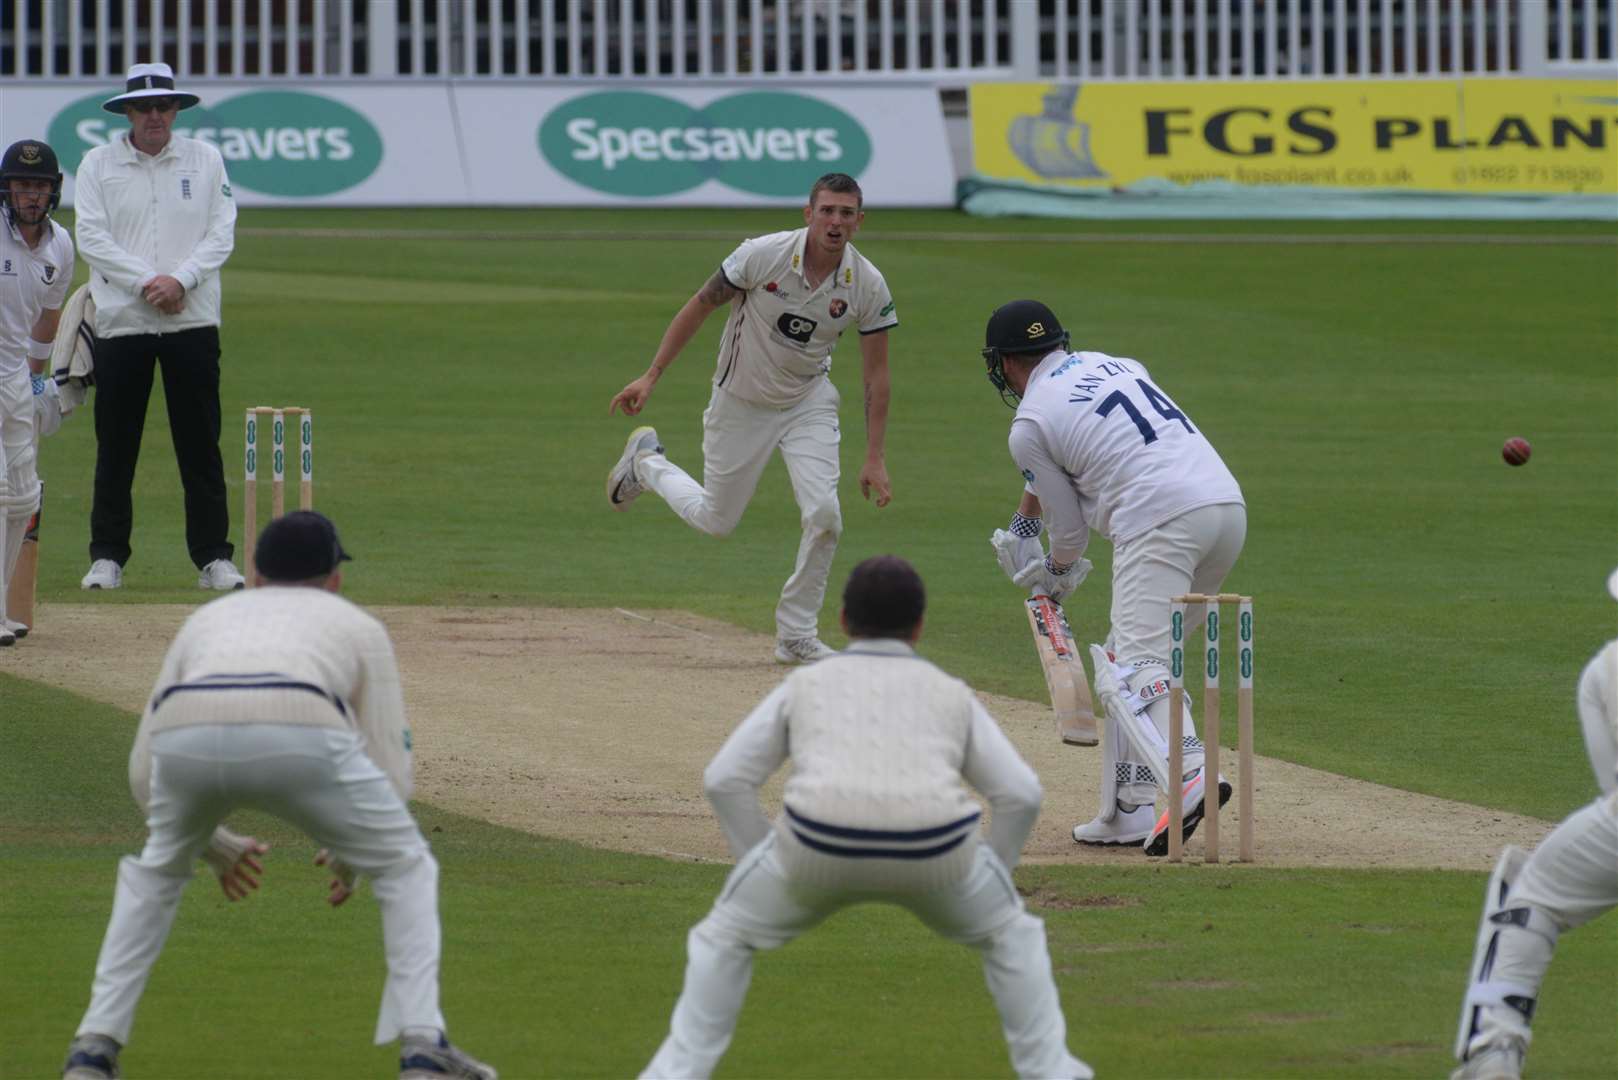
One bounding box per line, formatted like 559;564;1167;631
1072;803;1153;847
399;1033;498;1079
0;624;14;647
774;636;837;664
1451;1038;1525;1080
1145;766;1232;857
607;426;663;511
198;558;246;590
2;617;25;639
80;559;122;590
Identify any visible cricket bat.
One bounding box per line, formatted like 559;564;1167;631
6;481;40;632
1025;592;1098;746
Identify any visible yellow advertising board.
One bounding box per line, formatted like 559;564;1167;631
970;80;1617;196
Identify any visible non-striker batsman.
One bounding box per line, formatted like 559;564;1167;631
0;138;75;645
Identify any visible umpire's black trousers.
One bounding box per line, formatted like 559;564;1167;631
90;326;233;570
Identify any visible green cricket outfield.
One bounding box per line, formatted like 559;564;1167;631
2;210;1613;1078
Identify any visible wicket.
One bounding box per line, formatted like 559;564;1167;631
1167;593;1255;863
243;407;313;586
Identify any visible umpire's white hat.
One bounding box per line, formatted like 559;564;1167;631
102;62;201;114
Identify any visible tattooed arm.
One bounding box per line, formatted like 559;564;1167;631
856;328;892;507
610;268;740;416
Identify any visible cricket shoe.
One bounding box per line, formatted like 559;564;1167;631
62;1033;121;1079
775;636;837;664
198;558;246;590
607;426;663;511
0;624;13;647
1450;1037;1525;1080
1144;767;1232;857
80;559;122;590
1072;802;1153;847
4;617;28;639
399;1033;498;1079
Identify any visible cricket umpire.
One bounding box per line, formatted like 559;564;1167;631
61;511;495;1080
74;62;243;592
641;555;1093;1079
607;172;898;666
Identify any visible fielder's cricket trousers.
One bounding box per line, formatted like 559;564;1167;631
75;723;446;1046
641;837;1090;1079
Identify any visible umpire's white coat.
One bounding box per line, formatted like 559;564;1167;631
643;639;1093;1079
74;586;450;1048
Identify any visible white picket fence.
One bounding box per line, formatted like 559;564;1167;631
3;0;1614;81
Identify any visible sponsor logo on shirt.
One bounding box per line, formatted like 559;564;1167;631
879;300;895;317
181;178;192;199
775;312;818;345
1021;468;1036;483
1;259;12;275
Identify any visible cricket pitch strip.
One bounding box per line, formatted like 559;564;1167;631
11;603;1551;870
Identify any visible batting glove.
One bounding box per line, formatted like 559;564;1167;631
991;527;1045;586
1021;555;1093;603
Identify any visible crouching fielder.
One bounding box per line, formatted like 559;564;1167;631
642;555;1092;1080
62;511;495;1080
1452;568;1618;1080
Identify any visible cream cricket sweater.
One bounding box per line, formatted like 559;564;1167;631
128;586;412;811
704;638;1043;889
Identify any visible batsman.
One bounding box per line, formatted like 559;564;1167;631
0;139;76;645
982;300;1247;855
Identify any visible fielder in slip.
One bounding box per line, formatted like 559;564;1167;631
981;300;1247;856
641;556;1093;1080
1451;567;1618;1080
606;172;898;666
61;512;495;1080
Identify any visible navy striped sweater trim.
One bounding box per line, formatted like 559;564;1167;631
785;804;980;842
154;673;348;717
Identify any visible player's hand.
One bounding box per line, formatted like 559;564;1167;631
314;848;356;907
201;828;269;902
609;375;656;417
142;275;186;311
859;460;891;507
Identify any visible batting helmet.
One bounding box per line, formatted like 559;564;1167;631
982;299;1070;407
1;139;64;223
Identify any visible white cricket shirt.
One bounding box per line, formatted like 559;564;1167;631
714;227;897;409
128;586;413;810
1010;348;1244;555
74;131;236;338
0;216;74;377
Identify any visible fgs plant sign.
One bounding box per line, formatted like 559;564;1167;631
540;90;873;197
48;90;383;197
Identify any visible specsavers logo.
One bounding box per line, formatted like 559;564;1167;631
49;91;383;196
539;91;872;197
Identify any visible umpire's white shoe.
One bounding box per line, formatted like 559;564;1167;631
774;636;837;664
0;624;14;647
1072;802;1153;847
80;559;122;590
4;617;28;639
1450;1038;1525;1080
1145;767;1232;857
399;1033;498;1079
62;1033;121;1078
198;558;246;590
607;425;663;511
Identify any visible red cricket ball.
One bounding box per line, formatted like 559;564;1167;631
1502;437;1532;466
